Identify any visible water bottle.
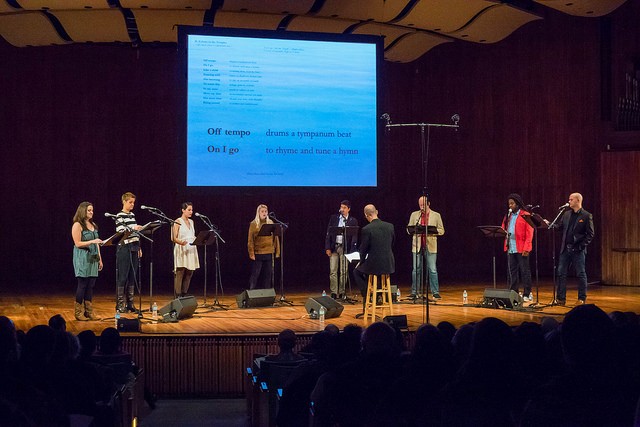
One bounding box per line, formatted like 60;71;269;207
528;292;533;301
462;290;468;305
115;310;120;328
319;306;325;322
322;290;327;297
152;302;158;322
397;287;401;300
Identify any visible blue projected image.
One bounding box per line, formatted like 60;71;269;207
183;29;380;187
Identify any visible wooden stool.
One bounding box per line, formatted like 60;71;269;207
363;274;393;322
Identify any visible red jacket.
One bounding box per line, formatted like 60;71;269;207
502;210;533;253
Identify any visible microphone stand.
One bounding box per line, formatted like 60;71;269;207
197;215;228;310
269;213;293;306
385;117;459;324
536;207;566;307
144;209;177;312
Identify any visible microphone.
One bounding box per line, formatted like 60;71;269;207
526;204;540;210
558;203;569;210
194;212;208;219
268;212;276;218
140;205;158;211
451;114;460;126
380;113;391;127
508;208;512;215
104;212;118;218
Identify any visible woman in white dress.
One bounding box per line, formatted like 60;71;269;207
172;202;200;297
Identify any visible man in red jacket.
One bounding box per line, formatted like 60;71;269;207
501;193;534;301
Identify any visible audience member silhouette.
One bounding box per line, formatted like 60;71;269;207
48;313;67;332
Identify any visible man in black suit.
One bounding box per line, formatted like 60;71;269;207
354;204;395;315
555;193;595;305
324;200;359;299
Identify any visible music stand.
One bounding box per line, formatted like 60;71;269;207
477;226;507;289
526;212;548;306
328;225;359;304
192;229;226;309
138;220;163;313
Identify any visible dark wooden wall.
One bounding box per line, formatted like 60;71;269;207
1;1;639;294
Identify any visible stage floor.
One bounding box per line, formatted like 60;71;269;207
4;281;639;335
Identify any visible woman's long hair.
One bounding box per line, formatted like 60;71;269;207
72;201;98;231
253;204;273;226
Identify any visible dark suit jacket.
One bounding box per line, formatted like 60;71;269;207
560;208;594;254
356;218;395;275
324;214;359;253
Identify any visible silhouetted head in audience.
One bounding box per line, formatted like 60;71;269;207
277;329;297;352
540;316;559;335
361;321;397;358
48;314;66;332
22;324;56;366
339;323;363;362
467;317;514;370
98;327;122;355
436;321;457;343
561;304;620;376
451;323;474;364
324;324;339;336
0;316;18;364
77;330;97;359
52;331;80;364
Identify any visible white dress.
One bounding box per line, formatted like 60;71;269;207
173;218;200;271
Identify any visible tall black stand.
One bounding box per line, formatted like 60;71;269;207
477;226;508;289
268;214;292;306
328;225;359;305
194;213;227;310
100;230;125;321
138;220;164;313
535;207;566;307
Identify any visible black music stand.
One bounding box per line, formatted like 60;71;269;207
477;225;507;289
261;223;291;305
139;220;163;313
526;213;548;306
327;225;360;304
192;229;226;309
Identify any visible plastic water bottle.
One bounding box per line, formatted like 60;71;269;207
528;292;533;301
152;302;158;322
319;306;325;322
462;290;468;305
397;287;401;300
322;290;327;297
115;310;120;328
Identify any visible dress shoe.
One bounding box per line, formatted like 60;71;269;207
408;294;417;300
330;293;337;299
433;294;442;300
576;299;585;305
555;299;566;306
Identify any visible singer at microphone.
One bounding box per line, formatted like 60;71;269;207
502;193;534;302
324;199;358;299
247;204;280;290
114;192;142;313
172;202;200;298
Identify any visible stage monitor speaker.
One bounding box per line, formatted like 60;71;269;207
305;296;344;319
482;288;523;309
158;295;198;320
383;314;408;330
117;318;140;332
236;288;276;308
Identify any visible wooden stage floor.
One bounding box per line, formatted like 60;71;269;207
4;281;640;336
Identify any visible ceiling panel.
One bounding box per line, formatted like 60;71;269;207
120;0;212;9
351;22;414;49
535;0;627;17
384;31;453;63
213;11;286;31
314;0;410;22
446;4;543;44
133;9;206;43
285;15;358;34
393;0;491;32
50;9;129;42
219;0;315;15
15;0;110;10
0;11;68;46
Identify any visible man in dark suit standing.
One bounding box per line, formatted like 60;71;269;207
325;200;359;299
556;193;594;305
354;204;395;316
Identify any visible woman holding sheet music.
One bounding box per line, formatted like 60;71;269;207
247;204;280;289
71;201;103;321
172;202;200;298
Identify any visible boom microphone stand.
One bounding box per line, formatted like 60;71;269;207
142;207;177;311
195;213;228;310
269;212;293;306
536;205;566;307
382;113;460;324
